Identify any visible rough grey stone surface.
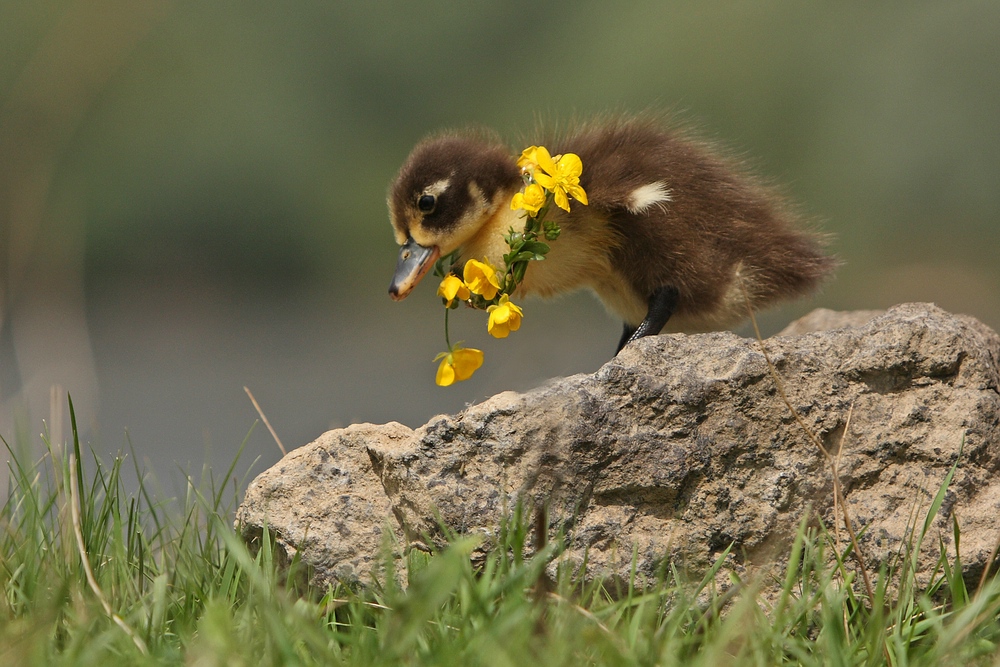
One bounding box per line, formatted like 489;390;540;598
775;307;884;336
237;422;408;584
237;303;1000;593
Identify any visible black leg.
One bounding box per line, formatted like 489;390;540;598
615;285;680;353
617;323;637;353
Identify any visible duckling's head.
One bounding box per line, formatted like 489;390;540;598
388;134;520;300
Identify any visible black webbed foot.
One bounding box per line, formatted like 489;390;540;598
615;285;680;354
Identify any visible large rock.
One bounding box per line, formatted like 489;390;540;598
236;303;1000;594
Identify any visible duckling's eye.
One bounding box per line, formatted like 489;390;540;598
417;194;436;213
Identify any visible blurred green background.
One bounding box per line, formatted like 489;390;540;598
2;1;998;485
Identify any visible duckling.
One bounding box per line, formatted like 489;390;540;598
388;116;835;354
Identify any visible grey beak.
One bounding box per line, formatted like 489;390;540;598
388;237;440;301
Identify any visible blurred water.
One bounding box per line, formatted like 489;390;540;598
83;278;624;487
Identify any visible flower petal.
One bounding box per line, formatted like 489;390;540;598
535;146;557;177
435;356;456;386
435;347;483;385
452;347;483;381
533;172;555;190
463;258;501;300
487;305;507;337
566;183;588;205
553;188;570;212
487;296;522;338
437;275;470;304
511;183;546;215
556;153;583;178
516;146;541;173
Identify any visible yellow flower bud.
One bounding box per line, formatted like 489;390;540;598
486;295;523;339
511;183;546;215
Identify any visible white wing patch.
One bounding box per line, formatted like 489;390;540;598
626;181;672;214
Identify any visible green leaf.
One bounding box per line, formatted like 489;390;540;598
432;249;460;278
519;241;550;255
506;252;534;264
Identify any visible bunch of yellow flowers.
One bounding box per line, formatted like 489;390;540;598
433;145;588;386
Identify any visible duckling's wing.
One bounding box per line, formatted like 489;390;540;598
551;118;686;215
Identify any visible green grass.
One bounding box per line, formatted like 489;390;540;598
2;401;1000;665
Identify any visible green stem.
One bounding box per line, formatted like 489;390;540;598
444;306;453;351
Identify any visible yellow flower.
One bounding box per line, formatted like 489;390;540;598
516;145;542;174
434;347;484;386
532;146;589;212
463;257;501;300
486;295;523;339
437;274;470;306
510;183;546;215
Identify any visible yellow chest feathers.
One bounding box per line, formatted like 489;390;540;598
461;207;617;297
